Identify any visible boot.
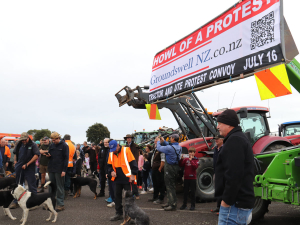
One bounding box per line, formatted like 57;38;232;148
38;184;45;193
64;191;69;200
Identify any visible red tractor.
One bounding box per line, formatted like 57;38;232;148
115;86;293;202
278;121;300;146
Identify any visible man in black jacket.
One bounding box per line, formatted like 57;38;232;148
215;109;255;225
9;132;40;209
98;138;110;197
47;132;69;212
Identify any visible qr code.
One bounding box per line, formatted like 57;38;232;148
250;11;275;50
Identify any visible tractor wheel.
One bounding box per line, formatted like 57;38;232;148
264;144;288;153
196;157;215;201
252;197;270;221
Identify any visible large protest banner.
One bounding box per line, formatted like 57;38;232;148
149;0;284;102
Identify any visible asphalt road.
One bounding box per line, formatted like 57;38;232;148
1;184;300;225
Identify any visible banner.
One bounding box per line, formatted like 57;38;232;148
149;0;284;102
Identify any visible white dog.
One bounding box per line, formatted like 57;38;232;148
11;181;57;225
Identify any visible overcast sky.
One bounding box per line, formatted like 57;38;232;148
0;0;299;143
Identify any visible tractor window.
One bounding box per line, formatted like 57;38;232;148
238;113;267;144
135;134;143;144
283;124;300;136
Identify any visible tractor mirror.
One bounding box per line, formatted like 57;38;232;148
238;108;248;118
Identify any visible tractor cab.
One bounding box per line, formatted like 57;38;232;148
213;107;270;145
279;121;300;137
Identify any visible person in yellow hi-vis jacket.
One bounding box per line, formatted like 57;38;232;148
107;140;138;222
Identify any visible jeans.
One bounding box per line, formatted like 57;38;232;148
64;167;73;191
49;172;65;207
108;179;115;202
147;169;153;187
218;204;252;225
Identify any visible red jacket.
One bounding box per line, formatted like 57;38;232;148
179;157;199;180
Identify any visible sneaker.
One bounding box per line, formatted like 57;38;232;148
105;197;113;203
153;199;164;204
180;205;187;210
110;214;123;221
140;190;147;195
107;202;115;207
190;205;195;211
9;202;19;209
148;188;154;192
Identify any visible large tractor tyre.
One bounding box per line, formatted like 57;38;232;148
196;157;215;202
252;198;270;221
264;144;289;153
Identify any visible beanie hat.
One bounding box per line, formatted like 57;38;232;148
217;109;240;127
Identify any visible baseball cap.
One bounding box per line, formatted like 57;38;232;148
170;134;179;139
19;132;29;141
109;140;118;152
42;136;49;141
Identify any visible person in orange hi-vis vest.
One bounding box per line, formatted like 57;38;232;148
63;134;76;199
0;139;11;177
107;140;138;222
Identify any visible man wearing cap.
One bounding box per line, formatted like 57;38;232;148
215;109;255;225
63;134;76;199
124;134;140;199
211;134;224;213
9;132;40;209
47;132;69;212
156;134;182;211
38;137;51;193
107;140;138;221
0;139;11;175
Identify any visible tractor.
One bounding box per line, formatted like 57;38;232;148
279;121;300;146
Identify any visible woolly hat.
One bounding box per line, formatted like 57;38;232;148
217;109;240;127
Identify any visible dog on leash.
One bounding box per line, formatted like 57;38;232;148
122;191;150;225
0;188;17;221
11;181;57;225
71;174;98;199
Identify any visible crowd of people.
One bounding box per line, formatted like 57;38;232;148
0;109;256;225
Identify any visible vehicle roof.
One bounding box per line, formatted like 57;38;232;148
213;106;269;116
282;121;300;125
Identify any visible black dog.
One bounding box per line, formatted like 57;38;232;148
0;189;17;220
71;175;98;199
123;191;150;225
0;177;16;190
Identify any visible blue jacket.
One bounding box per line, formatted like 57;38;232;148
157;141;182;165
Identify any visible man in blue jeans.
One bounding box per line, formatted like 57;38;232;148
215;109;255;225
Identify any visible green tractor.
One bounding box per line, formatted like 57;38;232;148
253;145;300;220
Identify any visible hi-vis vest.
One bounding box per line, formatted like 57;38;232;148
65;140;76;167
108;147;137;184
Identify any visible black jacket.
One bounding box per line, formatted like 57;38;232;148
84;146;97;163
48;140;69;173
14;139;40;171
215;126;255;209
213;145;223;171
98;143;110;170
